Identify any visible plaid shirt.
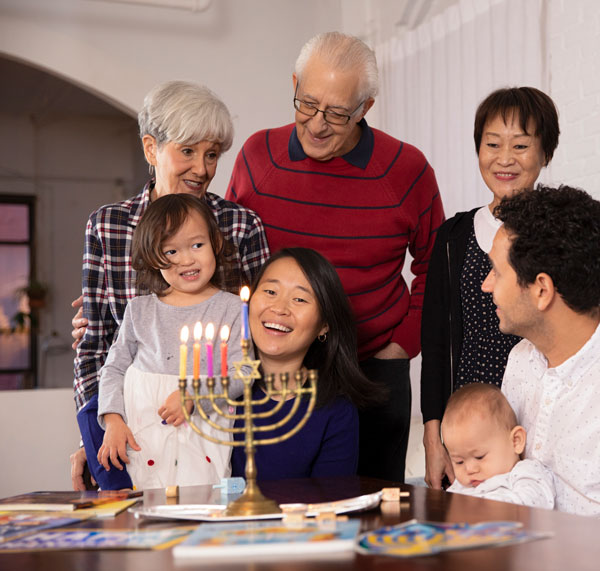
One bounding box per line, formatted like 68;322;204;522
73;183;270;411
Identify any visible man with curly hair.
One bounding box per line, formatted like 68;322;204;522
482;185;600;516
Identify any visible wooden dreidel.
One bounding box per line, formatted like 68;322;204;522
381;487;410;502
281;505;307;528
315;510;337;531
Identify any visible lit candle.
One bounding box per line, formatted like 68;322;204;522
240;286;250;340
220;325;230;377
193;322;202;380
205;323;215;377
179;325;189;381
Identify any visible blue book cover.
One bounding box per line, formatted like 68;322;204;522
0;527;193;552
0;513;83;543
173;519;361;559
356;520;551;557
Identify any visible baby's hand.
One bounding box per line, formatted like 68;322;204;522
98;413;141;471
158;390;193;426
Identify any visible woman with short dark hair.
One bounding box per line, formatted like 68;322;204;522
420;87;560;490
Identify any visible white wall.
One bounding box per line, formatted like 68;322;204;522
547;0;600;193
0;389;80;496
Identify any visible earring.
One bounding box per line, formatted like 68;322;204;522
148;164;155;177
317;333;327;343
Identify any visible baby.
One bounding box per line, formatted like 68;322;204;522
441;383;555;509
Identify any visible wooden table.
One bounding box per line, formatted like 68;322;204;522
3;476;598;570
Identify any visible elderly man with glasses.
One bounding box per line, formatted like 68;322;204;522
226;32;444;483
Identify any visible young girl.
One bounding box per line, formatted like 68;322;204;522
97;194;247;490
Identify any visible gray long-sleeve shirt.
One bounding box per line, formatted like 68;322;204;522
98;290;249;423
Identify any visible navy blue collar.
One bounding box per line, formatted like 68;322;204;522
288;118;374;169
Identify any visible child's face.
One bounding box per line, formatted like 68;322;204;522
159;210;217;300
442;413;524;488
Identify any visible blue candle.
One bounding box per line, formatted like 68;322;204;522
240;286;250;340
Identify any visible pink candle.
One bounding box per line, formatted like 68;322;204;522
220;325;230;377
192;322;202;380
240;286;250;340
205;323;215;377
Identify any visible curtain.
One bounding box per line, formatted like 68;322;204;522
374;0;546;220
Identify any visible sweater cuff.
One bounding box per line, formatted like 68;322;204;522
392;314;421;359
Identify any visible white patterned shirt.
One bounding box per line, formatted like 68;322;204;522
502;323;600;516
447;458;555;509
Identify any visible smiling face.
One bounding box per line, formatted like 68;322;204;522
143;136;220;199
478;112;546;208
158;210;218;304
249;257;328;373
442;412;524;488
482;227;540;337
292;56;373;162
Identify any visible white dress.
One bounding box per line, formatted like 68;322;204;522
123;366;232;490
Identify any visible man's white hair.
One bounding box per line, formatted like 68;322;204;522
138;80;233;152
294;32;379;102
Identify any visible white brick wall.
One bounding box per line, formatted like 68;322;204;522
547;0;600;198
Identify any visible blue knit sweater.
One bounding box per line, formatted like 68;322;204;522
231;384;359;480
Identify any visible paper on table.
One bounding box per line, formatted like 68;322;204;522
130;491;382;522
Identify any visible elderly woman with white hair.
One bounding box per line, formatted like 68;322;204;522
71;81;269;490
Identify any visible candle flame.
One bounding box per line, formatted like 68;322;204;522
220;325;230;342
193;321;203;341
240;286;250;303
205;322;215;341
180;325;189;343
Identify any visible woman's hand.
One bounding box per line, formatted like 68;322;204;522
71;295;89;350
423;419;455;489
97;413;140;471
158;390;193;427
70;447;92;491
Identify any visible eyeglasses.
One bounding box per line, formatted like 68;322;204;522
293;86;365;126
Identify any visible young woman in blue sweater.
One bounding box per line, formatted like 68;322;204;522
231;248;380;480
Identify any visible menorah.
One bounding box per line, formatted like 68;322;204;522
179;338;318;517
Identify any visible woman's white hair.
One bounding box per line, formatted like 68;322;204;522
138;80;233;152
294;32;379;102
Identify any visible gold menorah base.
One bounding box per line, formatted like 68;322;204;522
224;480;281;516
181;339;317;517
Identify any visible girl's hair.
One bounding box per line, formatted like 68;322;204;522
132;194;231;295
250;247;384;409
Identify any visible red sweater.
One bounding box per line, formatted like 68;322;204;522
226;122;444;360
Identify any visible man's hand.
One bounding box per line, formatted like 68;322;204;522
71;295;88;350
373;341;409;360
423;419;455;489
97;414;140;471
70;447;90;491
158;390;194;427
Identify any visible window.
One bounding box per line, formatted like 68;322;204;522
0;196;37;389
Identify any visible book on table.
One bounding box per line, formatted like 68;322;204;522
0;526;194;552
0;513;84;544
173;519;361;560
0;490;142;512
